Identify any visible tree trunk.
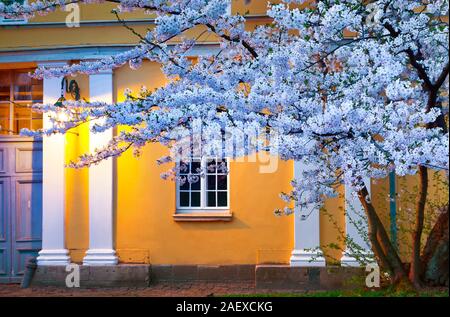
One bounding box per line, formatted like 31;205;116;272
409;166;428;287
421;206;449;286
356;186;410;286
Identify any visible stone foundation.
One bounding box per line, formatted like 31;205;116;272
30;264;366;289
150;265;255;282
31;264;151;288
255;265;366;290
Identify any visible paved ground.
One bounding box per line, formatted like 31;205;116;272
0;282;292;297
1;283;448;297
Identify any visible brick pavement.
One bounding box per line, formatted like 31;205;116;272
0;282;303;297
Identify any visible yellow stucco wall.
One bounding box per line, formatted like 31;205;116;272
115;145;294;265
112;61;295;264
0;24;220;51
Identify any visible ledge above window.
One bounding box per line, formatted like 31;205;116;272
173;211;233;222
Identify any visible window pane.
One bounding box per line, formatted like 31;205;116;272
191;161;201;174
216;159;227;173
0;104;10;134
13;71;42;101
0;71;10;101
207;175;216;190
207;191;216;207
13;105;31;133
207;159;216;173
217;191;227;207
31;110;43;130
217;174;227;190
179;192;189;207
13;71;32;101
191;178;201;190
179;177;189;190
31;77;43;101
191;192;200;207
179;161;189;173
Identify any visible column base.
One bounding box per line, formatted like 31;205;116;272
290;249;326;267
341;249;373;267
83;249;118;265
37;249;71;266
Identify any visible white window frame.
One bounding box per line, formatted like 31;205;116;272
0;1;28;25
176;157;230;213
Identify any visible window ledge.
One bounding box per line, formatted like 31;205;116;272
173;211;233;222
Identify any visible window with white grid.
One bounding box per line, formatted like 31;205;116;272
177;158;229;211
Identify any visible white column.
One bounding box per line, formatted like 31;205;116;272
290;160;326;267
83;70;118;265
37;62;71;266
341;178;372;266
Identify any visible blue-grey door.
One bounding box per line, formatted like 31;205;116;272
0;138;42;283
0;177;11;283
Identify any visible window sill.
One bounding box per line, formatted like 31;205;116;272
173;211;233;222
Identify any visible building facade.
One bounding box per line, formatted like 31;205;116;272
1;1;433;284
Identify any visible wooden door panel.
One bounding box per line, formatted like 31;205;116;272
15;178;42;242
0;249;7;276
0;178;7;242
0;140;42;283
15;147;43;174
14;249;39;276
0;177;10;282
11;176;42;279
0;148;6;174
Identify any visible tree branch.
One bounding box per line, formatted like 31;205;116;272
205;23;258;59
